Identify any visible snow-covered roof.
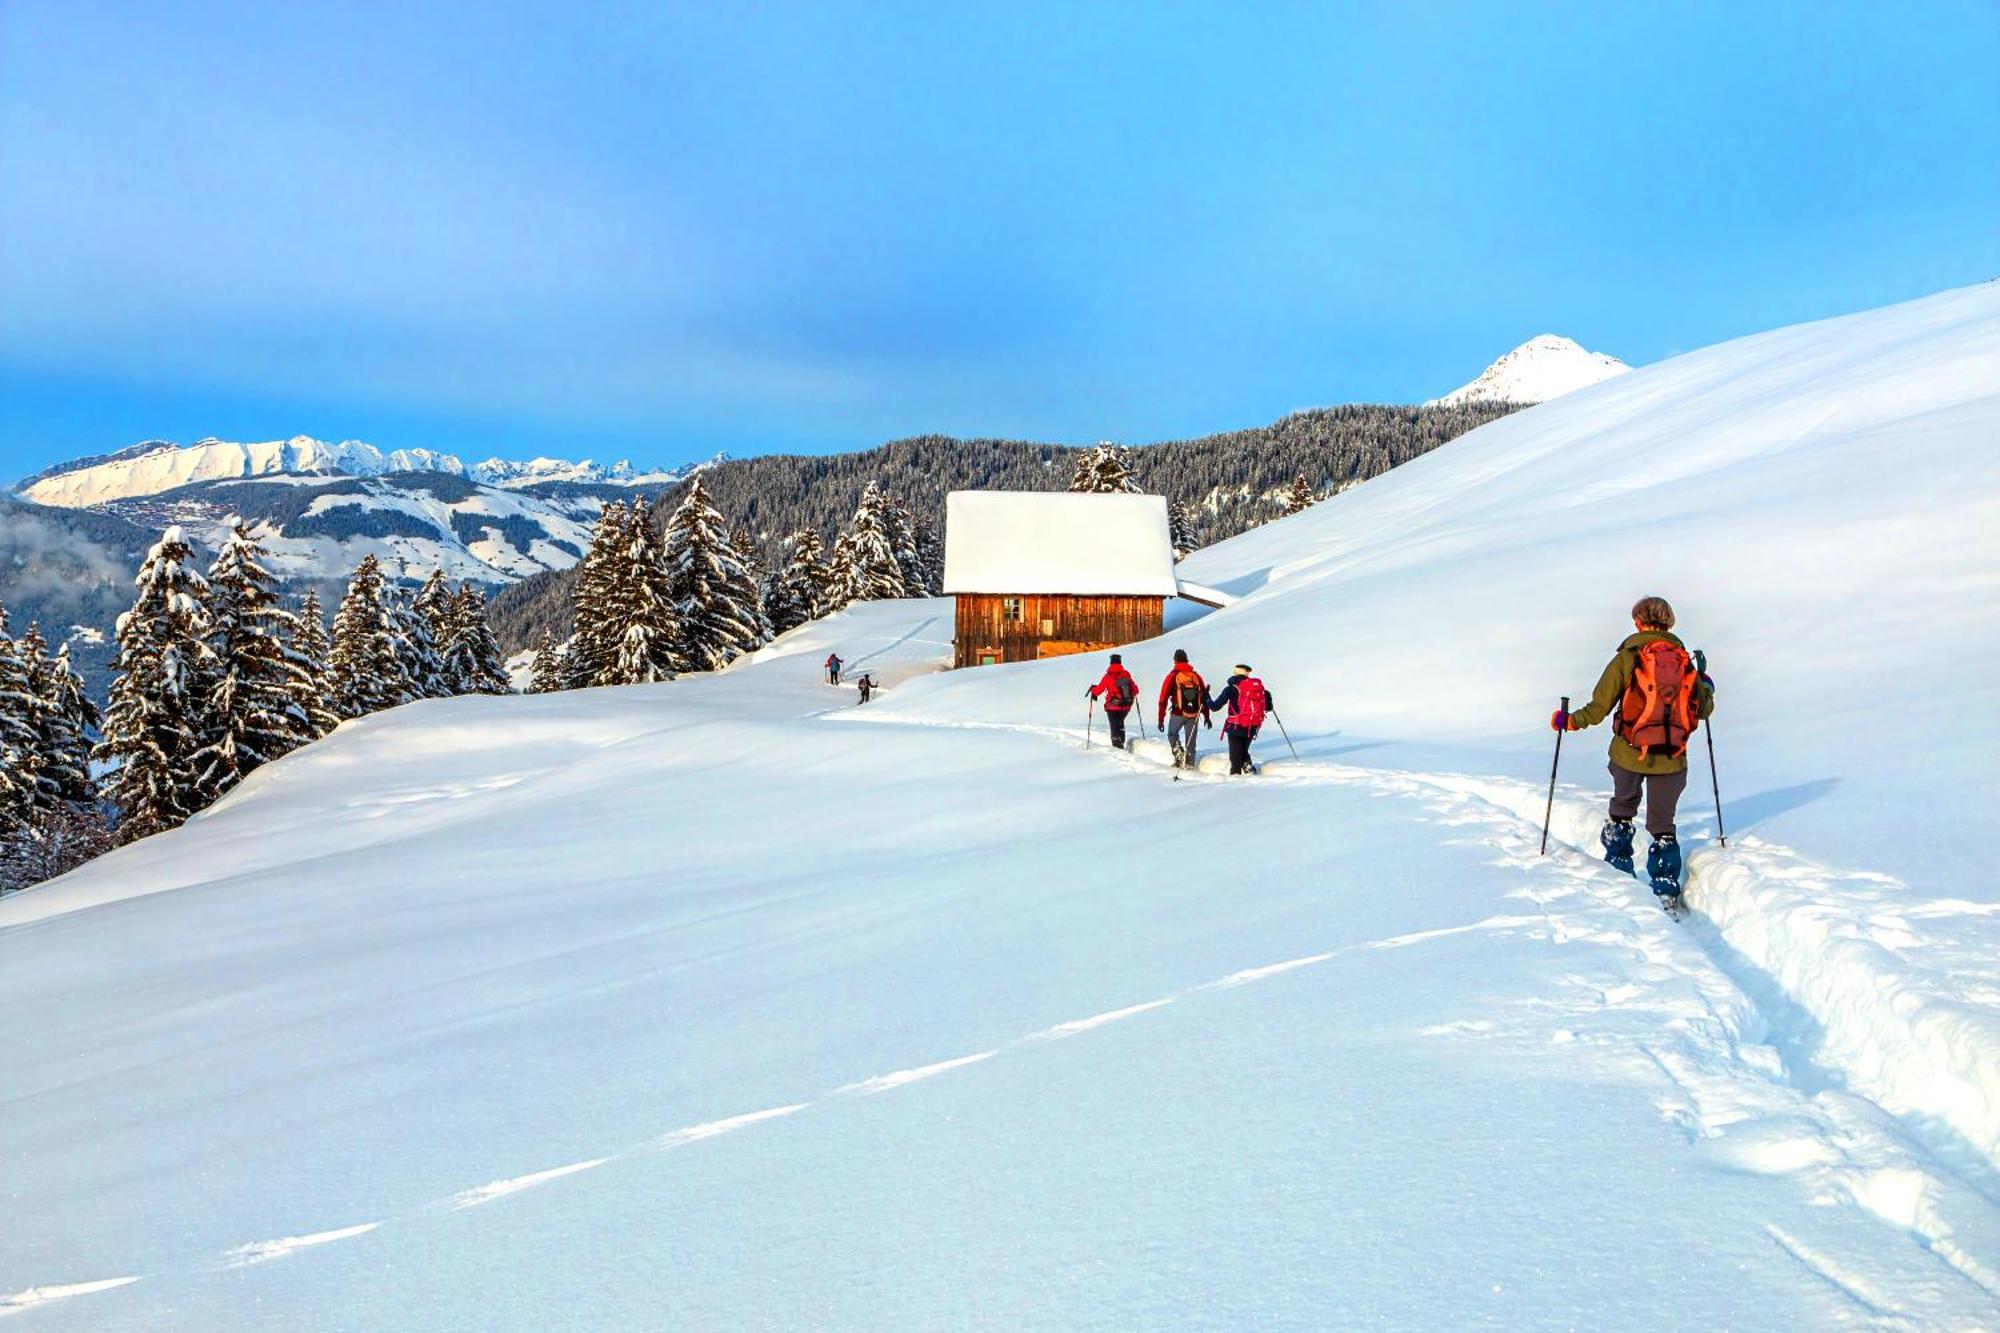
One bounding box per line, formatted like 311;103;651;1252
943;491;1178;596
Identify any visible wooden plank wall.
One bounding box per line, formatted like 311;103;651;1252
953;594;1164;668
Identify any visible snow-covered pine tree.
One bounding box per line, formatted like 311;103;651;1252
327;554;405;718
1068;442;1142;494
566;501;631;688
594;499;679;685
401;570;455;698
93;526;214;844
528;628;567;693
0;802;112;894
726;525;772;656
839;482;908;604
191;522;316;804
912;511;945;594
289;590;342;739
1169;500;1201;560
822;531;857;613
1282;474;1316;517
762;529;818;636
0;603;43;835
664;476;758;673
25;629;99;810
880;492;929;596
440;583;511;695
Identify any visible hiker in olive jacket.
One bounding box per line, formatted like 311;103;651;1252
1552;595;1714;892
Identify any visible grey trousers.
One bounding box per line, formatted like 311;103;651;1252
1608;762;1688;839
1167;714;1201;766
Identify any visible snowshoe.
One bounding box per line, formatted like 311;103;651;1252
1600;818;1636;875
1647;835;1683;898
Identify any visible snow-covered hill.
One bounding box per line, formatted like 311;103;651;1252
1428;333;1630;405
93;472;602;584
3;285;1997;1329
12;435;704;509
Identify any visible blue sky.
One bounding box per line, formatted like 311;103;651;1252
2;2;1995;477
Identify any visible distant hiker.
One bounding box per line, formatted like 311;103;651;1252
1551;596;1715;904
1208;665;1272;775
857;673;874;704
825;652;842;686
1157;649;1211;769
1086;653;1139;749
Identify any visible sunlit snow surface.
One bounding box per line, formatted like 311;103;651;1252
4;285;1999;1329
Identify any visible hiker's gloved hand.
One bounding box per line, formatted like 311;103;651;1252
1203;717;1213;729
1550;708;1573;732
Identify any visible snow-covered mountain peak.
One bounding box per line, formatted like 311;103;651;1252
1428;333;1631;406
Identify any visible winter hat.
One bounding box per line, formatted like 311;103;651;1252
1109;653;1122;664
1234;664;1252;674
1173;648;1189;663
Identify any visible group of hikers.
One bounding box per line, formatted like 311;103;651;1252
821;594;1714;906
1085;650;1275;776
825;653;874;704
1078;594;1714;907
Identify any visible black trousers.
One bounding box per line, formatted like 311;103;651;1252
1107;709;1129;748
1608;762;1688;839
1227;728;1255;774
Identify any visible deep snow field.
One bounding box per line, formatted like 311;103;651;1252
3;284;1998;1330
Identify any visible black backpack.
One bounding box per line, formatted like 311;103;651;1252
1171;669;1203;717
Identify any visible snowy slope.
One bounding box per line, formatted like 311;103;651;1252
13;436;703;508
1428;333;1630;405
3;285;1998;1329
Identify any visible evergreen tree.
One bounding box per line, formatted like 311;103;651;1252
398;570;454;698
290;590;342;739
26;630;99;810
566;502;631;689
595;500;680;685
664;476;758;672
1;803;112;893
840;482;908;603
0;603;43;835
762;529;821;636
327;555;405;718
192;523;316;804
528;628;567;694
441;584;511;695
912;512;945;594
822;531;857;613
1169;500;1201;560
726;525;773;655
94;526;213;844
1282;474;1317;517
1068;442;1141;494
880;491;928;596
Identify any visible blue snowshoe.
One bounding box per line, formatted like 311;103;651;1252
1648;835;1687;917
1600;818;1636;875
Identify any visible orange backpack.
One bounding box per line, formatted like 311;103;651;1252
1617;640;1701;758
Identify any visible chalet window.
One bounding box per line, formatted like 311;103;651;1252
1001;597;1024;621
1040;618;1056;636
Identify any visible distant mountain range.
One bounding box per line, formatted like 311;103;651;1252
12;435;706;508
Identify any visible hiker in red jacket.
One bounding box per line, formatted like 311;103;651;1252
1208;665;1272;775
1156;649;1211;770
1086;653;1140;749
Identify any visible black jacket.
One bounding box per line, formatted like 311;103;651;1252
1207;675;1273;734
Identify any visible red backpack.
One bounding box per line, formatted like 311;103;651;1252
1231;678;1267;730
1618;640;1700;758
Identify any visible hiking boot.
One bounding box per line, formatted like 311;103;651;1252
1647;835;1683;896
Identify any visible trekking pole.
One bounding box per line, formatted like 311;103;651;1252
1697;651;1726;847
1540;696;1568;856
1270;709;1300;762
1085;697;1095;749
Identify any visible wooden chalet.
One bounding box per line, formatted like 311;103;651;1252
942;491;1179;668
